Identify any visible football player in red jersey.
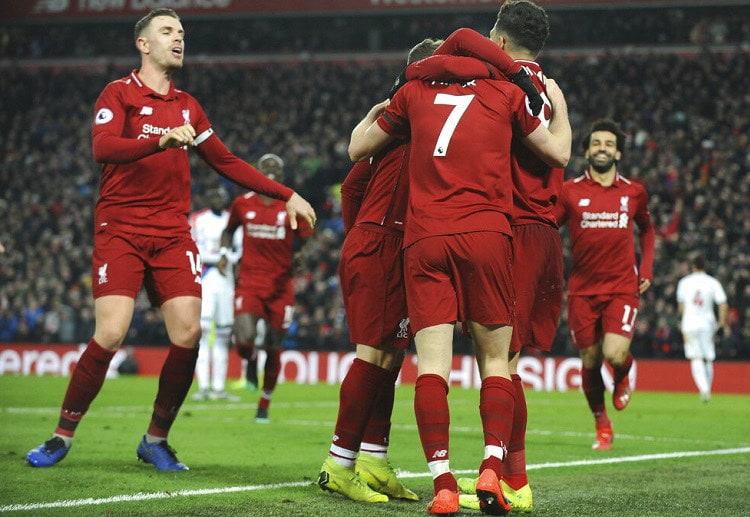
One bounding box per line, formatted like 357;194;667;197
349;42;571;515
554;119;655;451
317;38;444;506
26;8;315;471
423;2;563;512
219;153;313;425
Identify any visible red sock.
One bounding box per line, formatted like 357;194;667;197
261;349;282;394
147;344;199;438
415;374;456;494
56;339;115;437
329;359;391;460
361;368;398;452
503;374;528;489
612;353;633;385
235;340;255;360
581;366;610;428
478;376;514;478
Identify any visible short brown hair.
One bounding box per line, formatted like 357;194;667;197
134;8;180;42
493;0;549;56
407;38;443;64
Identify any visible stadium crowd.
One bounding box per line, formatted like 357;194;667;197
1;4;748;59
0;9;749;361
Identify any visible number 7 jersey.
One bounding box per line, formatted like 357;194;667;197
378;77;541;248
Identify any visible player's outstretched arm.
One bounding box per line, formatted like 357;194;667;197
286;192;316;230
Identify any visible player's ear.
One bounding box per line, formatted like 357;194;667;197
136;37;149;54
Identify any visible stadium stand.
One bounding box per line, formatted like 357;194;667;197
0;4;748;359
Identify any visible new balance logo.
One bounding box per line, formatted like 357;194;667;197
431;449;448;459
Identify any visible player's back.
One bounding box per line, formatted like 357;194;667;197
388;78;538;246
509;61;564;227
677;272;726;331
356;140;410;231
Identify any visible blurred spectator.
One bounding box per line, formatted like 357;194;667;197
0;17;748;359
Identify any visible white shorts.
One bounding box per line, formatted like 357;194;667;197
200;266;235;328
682;328;715;361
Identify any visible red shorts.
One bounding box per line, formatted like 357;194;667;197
567;293;641;349
510;224;563;354
92;228;201;306
405;232;514;333
234;275;295;331
339;224;410;349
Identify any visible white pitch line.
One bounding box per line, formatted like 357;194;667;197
2;447;748;513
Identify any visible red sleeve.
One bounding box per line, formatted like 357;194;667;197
406;55;498;82
91;82;164;163
341;161;373;231
377;87;410;140
435;28;520;78
196;134;294;201
552;185;569;227
92;132;163;163
635;188;655;281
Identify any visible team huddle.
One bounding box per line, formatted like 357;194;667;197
23;2;672;517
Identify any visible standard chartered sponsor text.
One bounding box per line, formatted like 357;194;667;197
581;211;620;228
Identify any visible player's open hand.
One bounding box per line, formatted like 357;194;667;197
638;276;651;294
286;192;316;230
545;78;567;113
159;124;196;149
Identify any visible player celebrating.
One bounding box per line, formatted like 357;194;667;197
317;38;443;505
219;153;313;424
349;48;570;514
553;118;655;451
189;185;241;402
26;8;315;470
427;2;562;512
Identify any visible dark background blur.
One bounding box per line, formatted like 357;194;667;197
1;0;748;360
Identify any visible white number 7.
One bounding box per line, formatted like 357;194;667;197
433;93;474;157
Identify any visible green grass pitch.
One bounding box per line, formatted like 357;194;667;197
0;374;748;516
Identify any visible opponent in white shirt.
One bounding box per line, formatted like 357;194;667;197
189;185;241;401
676;254;729;402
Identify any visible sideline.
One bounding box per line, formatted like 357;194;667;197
3;447;748;512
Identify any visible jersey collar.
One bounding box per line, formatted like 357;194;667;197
130;69;180;101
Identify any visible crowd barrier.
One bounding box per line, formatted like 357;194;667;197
1;343;748;394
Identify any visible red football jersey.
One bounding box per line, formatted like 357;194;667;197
92;71;209;236
91;70;292;237
227;192;313;284
554;171;655;296
342;141;409;233
509;60;564;227
378;78;541;247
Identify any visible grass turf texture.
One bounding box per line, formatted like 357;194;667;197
1;374;748;516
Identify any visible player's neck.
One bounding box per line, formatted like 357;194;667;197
589;167;616;187
259;194;273;205
137;63;173;96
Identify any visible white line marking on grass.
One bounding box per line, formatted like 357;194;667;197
2;447;747;513
0;482;310;513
